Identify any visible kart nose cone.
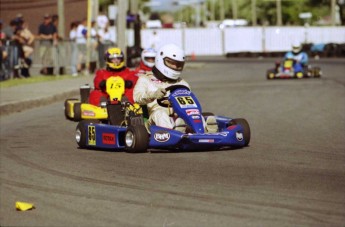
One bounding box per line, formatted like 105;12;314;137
76;129;81;143
125;131;134;147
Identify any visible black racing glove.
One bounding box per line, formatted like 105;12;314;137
99;80;106;91
125;80;133;88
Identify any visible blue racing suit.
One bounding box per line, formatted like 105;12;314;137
284;51;309;66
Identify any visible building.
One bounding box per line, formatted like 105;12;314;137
0;0;87;39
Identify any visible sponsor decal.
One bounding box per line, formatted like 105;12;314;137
193;119;202;123
200;132;229;136
175;96;197;108
102;133;116;145
88;125;96;145
227;125;237;130
154;131;170;142
191;115;200;119
198;139;214;143
186;109;200;116
236;132;243;141
82;110;95;117
172;90;191;96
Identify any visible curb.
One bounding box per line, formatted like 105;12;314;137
0;90;79;116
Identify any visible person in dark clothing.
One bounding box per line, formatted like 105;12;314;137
38;14;57;75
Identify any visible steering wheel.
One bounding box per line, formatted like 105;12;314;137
156;85;190;108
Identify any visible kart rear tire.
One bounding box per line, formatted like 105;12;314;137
125;125;149;153
64;98;78;120
73;102;82;121
229;118;251;146
266;69;275;80
312;67;321;78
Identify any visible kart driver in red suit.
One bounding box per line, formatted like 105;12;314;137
89;47;138;105
133;48;156;76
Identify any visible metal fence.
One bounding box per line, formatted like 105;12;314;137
1;26;344;80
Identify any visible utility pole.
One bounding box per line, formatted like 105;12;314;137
93;0;99;22
86;0;93;74
195;2;201;27
219;0;225;21
130;0;138;14
210;0;215;21
202;0;207;26
232;0;237;20
276;0;282;26
331;0;336;26
117;0;127;57
57;0;65;38
251;0;257;26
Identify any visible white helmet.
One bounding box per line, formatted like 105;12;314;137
155;43;185;81
292;41;302;54
141;48;156;68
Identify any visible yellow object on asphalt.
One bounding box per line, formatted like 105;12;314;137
15;201;35;211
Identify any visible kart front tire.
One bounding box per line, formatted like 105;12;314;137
229;118;251;146
75;120;100;148
125;125;149;153
295;72;304;79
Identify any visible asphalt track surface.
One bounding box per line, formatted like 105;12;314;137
1;58;344;226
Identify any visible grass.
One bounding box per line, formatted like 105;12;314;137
0;74;74;88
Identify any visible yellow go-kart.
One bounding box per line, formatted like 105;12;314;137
64;76;143;125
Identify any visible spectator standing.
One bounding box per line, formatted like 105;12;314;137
0;19;5;40
0;39;9;81
14;18;35;77
96;9;109;30
38;14;57;75
69;21;79;76
52;14;66;75
97;22;113;68
89;20;98;74
76;18;87;74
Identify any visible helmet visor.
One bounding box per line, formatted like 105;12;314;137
144;56;155;63
108;54;124;65
164;57;184;71
292;46;301;53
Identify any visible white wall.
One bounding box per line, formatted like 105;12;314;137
140;26;345;55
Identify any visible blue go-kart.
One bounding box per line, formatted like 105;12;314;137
75;85;250;152
266;58;321;79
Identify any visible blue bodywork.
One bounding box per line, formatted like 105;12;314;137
79;87;248;151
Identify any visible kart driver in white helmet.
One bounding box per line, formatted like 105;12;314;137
134;48;156;76
133;43;190;130
284;41;309;66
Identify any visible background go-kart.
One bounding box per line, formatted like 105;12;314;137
1;57;344;226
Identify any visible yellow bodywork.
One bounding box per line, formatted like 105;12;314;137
65;76;142;121
106;76;125;101
283;59;293;68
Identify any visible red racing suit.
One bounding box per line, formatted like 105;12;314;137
89;67;138;106
133;61;153;77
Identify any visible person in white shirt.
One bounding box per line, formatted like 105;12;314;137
133;44;190;130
